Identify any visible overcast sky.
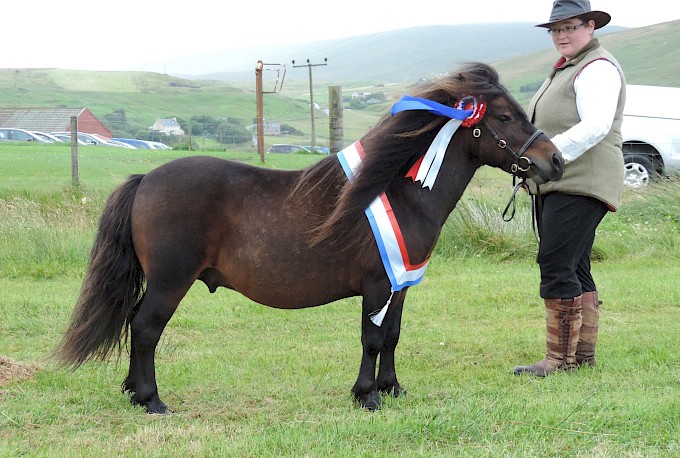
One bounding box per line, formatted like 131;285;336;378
3;0;678;73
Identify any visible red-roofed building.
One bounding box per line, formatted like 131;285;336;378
0;108;112;137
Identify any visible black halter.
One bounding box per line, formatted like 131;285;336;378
475;119;544;175
473;119;545;241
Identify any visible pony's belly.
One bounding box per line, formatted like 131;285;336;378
236;282;357;310
218;259;361;309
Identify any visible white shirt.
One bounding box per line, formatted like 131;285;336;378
550;59;622;163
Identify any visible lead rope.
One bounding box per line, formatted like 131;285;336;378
533;185;542;244
502;178;542;245
501;176;524;222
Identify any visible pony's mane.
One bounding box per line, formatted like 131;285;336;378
293;62;512;247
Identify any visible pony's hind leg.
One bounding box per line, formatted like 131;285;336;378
376;290;406;397
124;283;190;414
121;294;144;395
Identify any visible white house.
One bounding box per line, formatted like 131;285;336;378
149;117;185;136
264;122;281;136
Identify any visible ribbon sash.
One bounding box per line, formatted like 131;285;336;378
337;141;430;293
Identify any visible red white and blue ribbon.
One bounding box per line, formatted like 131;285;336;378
338;141;430;325
393;95;486;190
338;141;430;287
337;96;486;325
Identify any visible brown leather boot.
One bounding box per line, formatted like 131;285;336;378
514;296;582;377
576;291;601;367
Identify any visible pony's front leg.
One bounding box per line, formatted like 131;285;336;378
376;289;406;397
352;288;392;410
352;316;383;410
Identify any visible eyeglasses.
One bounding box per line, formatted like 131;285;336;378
548;22;587;36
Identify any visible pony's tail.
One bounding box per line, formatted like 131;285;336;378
55;174;146;368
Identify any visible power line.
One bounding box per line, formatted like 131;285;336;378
292;58;327;154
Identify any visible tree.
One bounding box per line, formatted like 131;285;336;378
103;108;127;136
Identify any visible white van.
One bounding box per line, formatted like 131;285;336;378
621;85;680;187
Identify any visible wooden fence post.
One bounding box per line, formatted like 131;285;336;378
329;86;343;154
70;116;79;186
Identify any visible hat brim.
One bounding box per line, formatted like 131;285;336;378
535;11;611;30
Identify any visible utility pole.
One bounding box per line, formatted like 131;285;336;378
255;60;286;163
292;58;327;155
255;61;265;163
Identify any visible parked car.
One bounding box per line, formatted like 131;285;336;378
0;128;51;142
147;141;172;150
621;85;680;187
50;131;116;146
30;131;64;143
86;133;135;148
49;131;132;148
89;134;136;149
50;133;87;145
267;144;311;154
111;137;164;149
303;145;330;154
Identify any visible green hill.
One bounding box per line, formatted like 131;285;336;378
0;69;314;141
0;20;677;148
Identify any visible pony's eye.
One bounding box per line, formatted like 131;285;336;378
498;115;513;123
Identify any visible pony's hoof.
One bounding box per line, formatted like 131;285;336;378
378;382;404;398
363;399;380;411
130;393;169;414
392;386;406;398
146;401;169;415
355;392;381;411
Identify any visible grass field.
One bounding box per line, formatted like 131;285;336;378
2;143;680;456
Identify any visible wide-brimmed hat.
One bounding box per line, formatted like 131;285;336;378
536;0;611;29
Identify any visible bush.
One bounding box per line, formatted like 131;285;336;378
433;176;680;263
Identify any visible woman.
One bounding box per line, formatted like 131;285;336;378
514;0;626;376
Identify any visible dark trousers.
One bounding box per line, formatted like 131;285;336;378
537;192;608;299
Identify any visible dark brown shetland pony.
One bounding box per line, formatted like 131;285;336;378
57;63;563;414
